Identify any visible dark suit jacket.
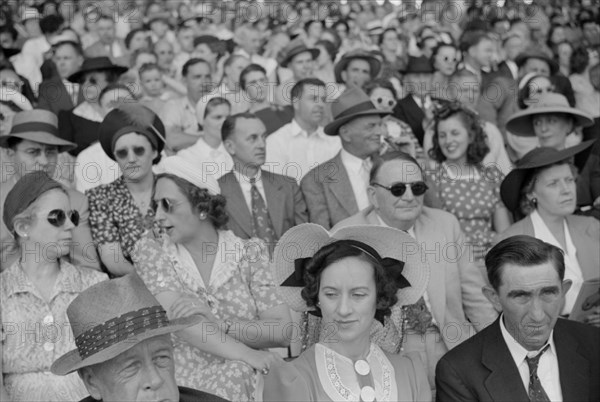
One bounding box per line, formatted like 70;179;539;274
218;170;308;240
57;109;101;156
80;386;229;402
477;75;518;137
37;77;83;115
436;317;600;401
393;95;426;146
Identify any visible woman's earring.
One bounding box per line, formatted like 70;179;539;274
199;212;207;220
531;198;538;207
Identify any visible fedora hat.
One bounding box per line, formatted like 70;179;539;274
402;56;434;74
272;223;429;313
324;87;390;136
515;48;559;75
68;57;128;83
0;109;75;152
334;50;382;84
51;274;201;376
98;104;166;161
280;39;320;68
506;93;593;137
500;140;595;212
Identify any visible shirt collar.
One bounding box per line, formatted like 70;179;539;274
499;313;557;365
290;119;324;138
233;167;262;185
340;149;367;173
375;213;416;238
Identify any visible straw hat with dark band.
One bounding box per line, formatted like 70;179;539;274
506;93;594;137
51;274;201;375
272;223;429;313
500;140;596;213
0;109;76;152
324;87;390;136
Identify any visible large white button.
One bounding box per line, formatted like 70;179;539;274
360;386;375;402
43;342;54;352
43;315;54;324
354;359;370;376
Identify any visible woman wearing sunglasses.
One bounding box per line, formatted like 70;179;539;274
86;104;165;277
129;155;291;401
517;73;556;109
430;43;459;90
1;171;107;401
427;102;512;268
264;223;431;402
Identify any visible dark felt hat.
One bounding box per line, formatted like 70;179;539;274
280;40;320;68
515;48;560;75
324;87;390;136
334;50;382;83
68;57;128;83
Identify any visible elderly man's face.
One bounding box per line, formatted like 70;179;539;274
81;335;179;402
485;262;570;351
339;115;383;159
368;159;425;231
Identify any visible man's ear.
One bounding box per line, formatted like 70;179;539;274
338;123;350;143
367;185;378;209
223;138;235;155
78;367;103;401
482;285;503;313
561;279;572;296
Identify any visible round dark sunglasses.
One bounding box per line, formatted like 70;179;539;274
372;181;429;197
115;146;147;160
47;209;80;227
374;97;396;108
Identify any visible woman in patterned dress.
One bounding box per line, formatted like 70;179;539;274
263;224;432;402
86;105;165;277
426;102;512;266
130;156;291;401
1;172;107;401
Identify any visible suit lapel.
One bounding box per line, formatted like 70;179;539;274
482;319;531;401
263;171;286;238
221;173;253;237
555;320;589;401
413;211;446;327
326;153;358;216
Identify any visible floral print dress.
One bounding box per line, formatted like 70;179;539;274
131;230;280;401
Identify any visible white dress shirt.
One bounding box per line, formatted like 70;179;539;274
340;149;371;210
75;142;121;192
499;315;563;401
176;138;233;180
160;96;201;135
266;119;341;182
233;48;277;78
530;210;584;315
233;169;267;212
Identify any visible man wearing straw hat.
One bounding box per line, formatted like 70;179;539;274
0;109;99;271
51;274;227;401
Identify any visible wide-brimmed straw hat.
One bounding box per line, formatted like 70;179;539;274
51;274;201;375
500;140;596;212
334;50;382;84
157;155;221;196
515;48;559;75
272;223;430;313
0;109;75;152
324;87;390;135
98;104;166;161
506;93;594;137
280;39;320;68
68;57;128;83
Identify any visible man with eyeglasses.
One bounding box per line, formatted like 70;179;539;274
0;109;100;272
333;150;498;387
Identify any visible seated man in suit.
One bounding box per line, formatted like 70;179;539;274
83;14;128;66
436;235;600;401
219;113;308;253
51;274;227;402
38;41;84;115
300;87;389;229
333;150;498;386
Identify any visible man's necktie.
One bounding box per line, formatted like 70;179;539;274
250;177;276;252
526;344;551;402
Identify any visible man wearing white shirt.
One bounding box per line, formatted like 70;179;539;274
218;113;308;251
266;78;341;181
232;25;277;78
436;235;599;401
333;151;498;385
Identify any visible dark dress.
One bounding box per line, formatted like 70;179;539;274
58;108;101;156
79;386;229;402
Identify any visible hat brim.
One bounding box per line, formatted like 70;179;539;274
506;106;594;137
281;48;320;68
500;140;596;212
324;109;390;136
68;65;129;83
334;55;382;83
516;54;559;75
272;223;430;312
0;132;76;153
51;315;201;376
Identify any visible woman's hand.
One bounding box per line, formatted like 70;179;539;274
242;349;284;375
584;306;600;328
169;295;216;321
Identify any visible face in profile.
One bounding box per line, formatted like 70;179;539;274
529;163;576;217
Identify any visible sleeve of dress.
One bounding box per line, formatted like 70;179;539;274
262;360;311;402
130;236;184;295
86;187;119;246
402;352;433;402
241;238;281;313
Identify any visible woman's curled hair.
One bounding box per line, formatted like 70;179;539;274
300;241;399;324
